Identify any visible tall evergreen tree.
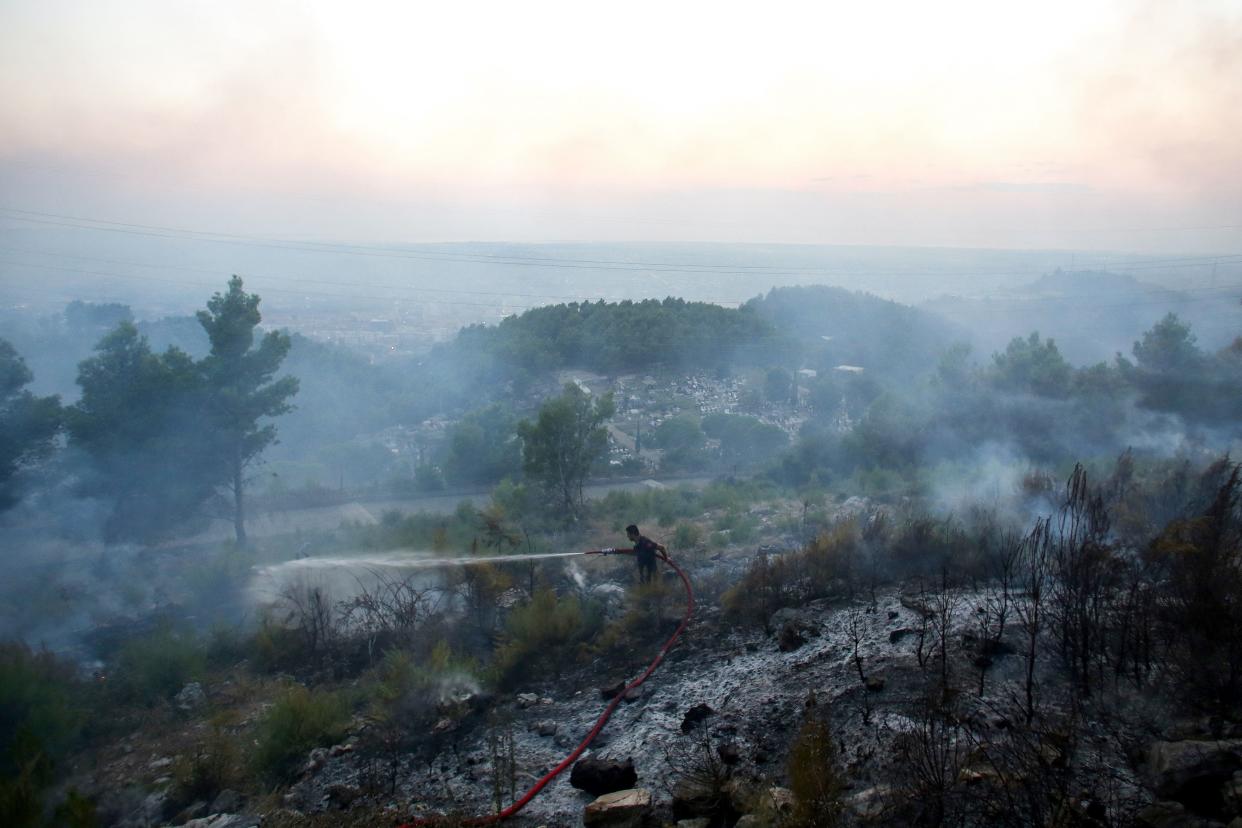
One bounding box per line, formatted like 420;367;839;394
0;339;62;511
516;383;613;522
69;322;214;540
196;276;298;545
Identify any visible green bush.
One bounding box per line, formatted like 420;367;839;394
169;723;242;812
253;686;351;781
787;704;844;827
110;628;205;705
713;510;759;544
722;554;798;627
492;589;599;688
250;615;305;674
0;643;88;828
672;522;703;551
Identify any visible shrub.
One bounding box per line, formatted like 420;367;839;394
492;589;599;688
0;643;87;828
169;722;243;812
250;615;305;674
672;522;703;551
787;702;844;827
722;554;798;627
253;686;351;781
110;628;205;706
591;580;677;658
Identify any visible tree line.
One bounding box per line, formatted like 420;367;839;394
0;277;297;543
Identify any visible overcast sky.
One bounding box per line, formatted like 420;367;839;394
1;0;1239;252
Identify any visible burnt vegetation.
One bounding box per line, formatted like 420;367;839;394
1;277;1241;826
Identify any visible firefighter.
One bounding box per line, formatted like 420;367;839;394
625;523;667;585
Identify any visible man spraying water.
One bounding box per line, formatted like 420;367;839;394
594;524;669;584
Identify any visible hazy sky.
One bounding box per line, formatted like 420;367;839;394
1;0;1240;252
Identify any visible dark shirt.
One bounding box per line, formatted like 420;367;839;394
633;536;660;564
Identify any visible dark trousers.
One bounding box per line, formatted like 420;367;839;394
637;554;657;584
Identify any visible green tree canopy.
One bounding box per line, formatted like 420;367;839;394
702;412;789;467
197;276;299;544
68;322;218;540
443;404;522;486
0;340;62;511
989;332;1073;397
516;383;614;521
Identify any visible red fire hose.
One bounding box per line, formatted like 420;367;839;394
398;549;695;826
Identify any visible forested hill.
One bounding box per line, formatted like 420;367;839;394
438;287;957;381
447;297;783;377
743;286;963;381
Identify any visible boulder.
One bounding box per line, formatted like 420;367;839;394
327;783;361;809
181;816;260;828
1147;739;1242;808
889;628;916;644
301;747;329;776
208;790;242;814
899;595;935;619
722;776;759;814
848;784;896;821
532;720;559;737
175;682;206;712
599;681;627;700
672;778;720;820
771;609;816;652
571;757;638;796
675;820;710;828
1223;770;1242;815
760;787;794;816
681;703;716;733
777;624;806;652
517;692;539;708
583;788;651;828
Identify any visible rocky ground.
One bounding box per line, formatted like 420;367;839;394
59;540;1242;827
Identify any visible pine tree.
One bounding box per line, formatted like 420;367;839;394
197;276;298;545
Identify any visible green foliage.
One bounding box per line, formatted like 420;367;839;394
722;553;796;627
713;510;759;544
0;643;87;828
591;579;676;658
989;332;1073;397
454;297;779;376
443;404;522;486
0;644;84;777
366;643;478;754
197;276;299;544
110;628;205;705
170;722;242;812
68;322;219;540
52;789;97;828
672;522;703;551
253;685;351;781
764;366;793;404
250;615;306;674
517;383;614;521
744;286;956;383
702;413;788;467
0;340;61;511
786;704;844;827
492;589;599;688
1147;463;1242;716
